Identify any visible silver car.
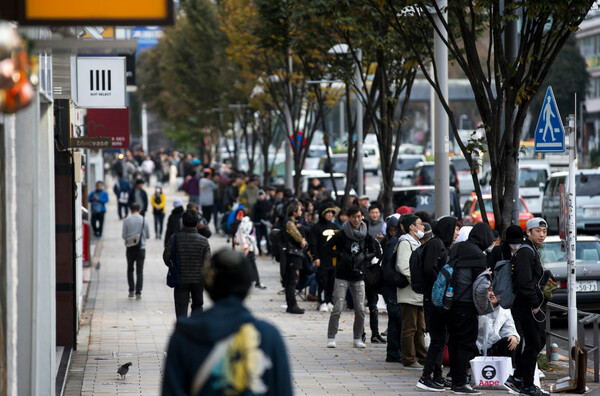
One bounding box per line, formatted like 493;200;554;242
539;235;600;311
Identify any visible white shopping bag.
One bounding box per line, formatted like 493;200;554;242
470;356;513;389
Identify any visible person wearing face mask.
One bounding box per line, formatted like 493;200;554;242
151;186;166;239
395;214;427;370
445;222;495;395
486;225;524;272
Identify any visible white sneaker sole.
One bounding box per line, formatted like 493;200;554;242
416;382;444;392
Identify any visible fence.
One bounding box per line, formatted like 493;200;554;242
544;302;599;383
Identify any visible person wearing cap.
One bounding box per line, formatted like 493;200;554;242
486;225;525;271
309;204;340;312
162;249;293;396
504;218;550;396
164;198;185;248
417;216;460;391
358;195;370;216
128;178;149;217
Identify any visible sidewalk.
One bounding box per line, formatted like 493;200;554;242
64;185;598;395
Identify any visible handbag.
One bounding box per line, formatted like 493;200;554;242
287;245;304;257
167;233;180;288
364;262;383;293
125;217;145;248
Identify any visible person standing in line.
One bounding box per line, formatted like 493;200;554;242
365;204;386;344
122;203;150;300
395;214;427;370
128;179;148;217
235;215;266;290
163;210;211;318
252;190;272;256
151;186;166;239
282;200;307;315
113;176;132;220
161;249;293;396
504;218;550;396
324;205;381;348
486;224;525;271
417;216;459;391
89;181;109;237
199;170;218;223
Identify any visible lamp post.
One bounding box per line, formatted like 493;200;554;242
328;44;364;196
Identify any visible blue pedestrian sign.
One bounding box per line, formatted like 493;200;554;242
534;86;565;153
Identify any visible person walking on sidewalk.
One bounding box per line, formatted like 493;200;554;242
162;249;293;396
113;176;132;220
163;210;211;318
89;181;109;237
164;198;184;247
199;170;218;223
122;203;150;300
129;179;148;217
151;186;166;239
324;205;381;349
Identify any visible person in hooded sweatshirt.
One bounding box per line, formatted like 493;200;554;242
365;204;386;343
445;222;495;395
417;216;460;392
162;249;293;396
486;224;524;271
324;205;381;349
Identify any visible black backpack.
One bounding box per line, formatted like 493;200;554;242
269;228;284;262
409;241;428;294
382;239;409;289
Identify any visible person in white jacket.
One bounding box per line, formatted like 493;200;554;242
477;287;520;361
396;214;427;370
235;216;266;290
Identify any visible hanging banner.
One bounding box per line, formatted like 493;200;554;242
74;57;126;109
86;108;130;149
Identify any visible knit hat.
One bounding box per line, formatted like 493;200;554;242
204;248;252;302
396;206;411;215
422;222;433;239
173;198;183;208
257;189;266;197
526;217;547;230
386;213;401;228
401;214;419;232
505;225;524;244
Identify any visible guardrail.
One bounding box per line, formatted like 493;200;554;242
544;302;599;383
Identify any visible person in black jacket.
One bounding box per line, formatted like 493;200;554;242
504;218;549;396
417;216;459;391
164;198;185;247
324;205;381;349
283;200;307;315
309;204;340;312
128;179;149;217
163;210;211;318
446;222;495;395
252;190;272;255
486;225;524;271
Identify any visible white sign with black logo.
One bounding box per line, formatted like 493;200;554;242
74;57;126;108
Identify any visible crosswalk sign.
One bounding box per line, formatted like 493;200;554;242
534;86;565;153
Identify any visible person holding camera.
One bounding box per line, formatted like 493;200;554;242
324;205;381;349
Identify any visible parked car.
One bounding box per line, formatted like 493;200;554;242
518;159;550;217
393;154;426;187
415;161;459;195
542;169;600;234
387;186;462;221
539;235;600;310
304;145;332;170
462;194;534;230
318;153;362;191
450;156;481;198
362;144;380;175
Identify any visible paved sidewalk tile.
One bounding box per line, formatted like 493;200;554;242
65;182;571;395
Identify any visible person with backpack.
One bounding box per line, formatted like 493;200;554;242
395;214;427;370
417;216;459;392
504;218;550;396
445;222;495;395
324;205;381;349
309;203;340;312
113;176;132;220
486;224;524;271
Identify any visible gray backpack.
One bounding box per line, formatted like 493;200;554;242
492;244;535;309
473;270;494;315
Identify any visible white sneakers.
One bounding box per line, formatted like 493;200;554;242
327;303;334;311
318;304;329;312
353;339;366;348
327;339;336;348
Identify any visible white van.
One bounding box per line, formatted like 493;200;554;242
519;160;551;216
542;169;600;234
362;144;380;175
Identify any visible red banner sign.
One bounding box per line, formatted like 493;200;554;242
86;108;130;148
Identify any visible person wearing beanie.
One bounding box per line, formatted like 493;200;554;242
309;204;340;312
396;205;412;215
420;222;433;244
504;218;550;396
162;249;293;396
164;198;185;248
487;224;525;271
163;210;211;318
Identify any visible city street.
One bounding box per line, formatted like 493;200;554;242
62;185;598;395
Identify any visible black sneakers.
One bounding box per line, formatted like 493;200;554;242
451;384;480;395
504;375;523;393
371;334;386;344
519;385;550;396
433;377;452;389
385;355;402;363
286;305;305;314
416;377;444;392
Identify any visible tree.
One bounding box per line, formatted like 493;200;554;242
379;0;594;232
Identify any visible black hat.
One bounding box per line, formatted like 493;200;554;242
204;249;252;301
505;225;524;244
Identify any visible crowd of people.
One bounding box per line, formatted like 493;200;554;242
102;150;555;396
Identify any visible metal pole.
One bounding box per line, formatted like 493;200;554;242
567;112;578;377
285;55;293;190
141;102;148;154
356;49;364;196
434;0;449;217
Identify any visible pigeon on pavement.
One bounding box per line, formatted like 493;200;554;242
117;362;133;380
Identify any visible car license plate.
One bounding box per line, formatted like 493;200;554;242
585;208;600;217
576;281;598;292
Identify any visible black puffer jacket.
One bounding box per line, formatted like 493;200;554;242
447;222;495;305
309;216;340;268
422;216;458;302
512;239;545;310
163;227;211;284
164;206;184;247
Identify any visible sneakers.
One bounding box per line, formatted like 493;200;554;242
128;292;135;298
286;305;305;314
327;339;336;348
381;329;388;337
519;385;549;396
353;339;366;348
318;303;329;312
135;294;142;300
451;384;480;394
326;302;334;311
255;283;267;290
504;375;523;393
371;334;386;344
416;377;444;392
433;378;452;389
404;362;424;370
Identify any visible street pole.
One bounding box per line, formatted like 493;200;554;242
285;54;293;190
506;0;520;225
141;102;148;154
433;0;449;218
567;112;578;377
356;49;364;196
